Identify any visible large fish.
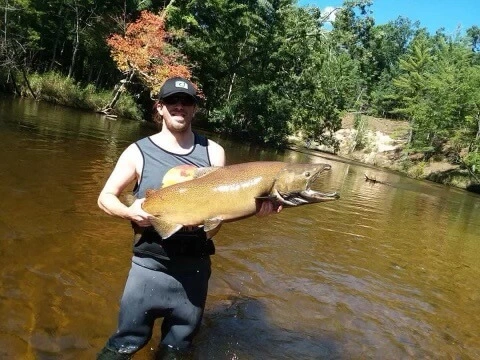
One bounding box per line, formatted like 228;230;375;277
138;161;339;239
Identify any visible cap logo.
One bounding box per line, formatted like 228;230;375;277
175;80;189;89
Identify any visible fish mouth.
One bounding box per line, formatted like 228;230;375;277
277;165;340;206
279;189;340;205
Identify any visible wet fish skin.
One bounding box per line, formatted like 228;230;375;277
141;161;340;239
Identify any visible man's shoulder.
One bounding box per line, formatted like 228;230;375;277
117;141;143;165
206;139;225;166
191;132;225;165
193;132;209;146
207;138;223;149
134;136;151;145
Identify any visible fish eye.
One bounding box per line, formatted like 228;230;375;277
305;171;310;177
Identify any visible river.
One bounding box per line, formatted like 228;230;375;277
0;96;479;359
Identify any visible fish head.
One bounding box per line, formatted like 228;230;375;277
272;163;340;206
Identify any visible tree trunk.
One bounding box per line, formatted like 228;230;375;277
68;5;80;78
99;68;135;116
227;72;236;101
476;114;480;141
21;68;36;99
94;64;103;87
48;7;64;71
4;0;8;43
226;34;249;101
407;118;415;145
8;70;21;96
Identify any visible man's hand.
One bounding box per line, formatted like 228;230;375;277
128;198;156;227
255;199;283;217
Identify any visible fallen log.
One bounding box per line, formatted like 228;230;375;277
364;173;389;185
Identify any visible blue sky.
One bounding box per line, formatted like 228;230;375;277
297;0;479;35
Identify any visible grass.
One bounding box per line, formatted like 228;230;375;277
21;71;143;120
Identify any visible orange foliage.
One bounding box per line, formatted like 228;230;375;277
107;10;193;94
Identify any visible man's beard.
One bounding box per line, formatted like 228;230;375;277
164;117;190;133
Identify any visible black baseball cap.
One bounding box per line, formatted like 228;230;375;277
158;77;199;102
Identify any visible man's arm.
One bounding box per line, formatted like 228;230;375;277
97;144;154;227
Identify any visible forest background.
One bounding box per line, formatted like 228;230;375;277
1;0;479;190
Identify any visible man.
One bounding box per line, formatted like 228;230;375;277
97;77;278;359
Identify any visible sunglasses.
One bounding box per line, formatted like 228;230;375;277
162;95;196;106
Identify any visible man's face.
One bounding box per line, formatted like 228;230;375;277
158;94;197;133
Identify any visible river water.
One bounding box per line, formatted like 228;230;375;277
0;96;479;360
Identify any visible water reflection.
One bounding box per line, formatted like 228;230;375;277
0;96;479;359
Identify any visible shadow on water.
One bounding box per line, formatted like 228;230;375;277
149;296;340;360
196;296;340;360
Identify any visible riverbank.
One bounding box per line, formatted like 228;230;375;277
289;113;478;191
4;84;478;192
9;71;144;121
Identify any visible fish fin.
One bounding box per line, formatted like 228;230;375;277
150;217;183;239
204;217;223;232
145;189;157;198
131;222;143;245
193;167;221;179
133;232;142;244
161;166;220;188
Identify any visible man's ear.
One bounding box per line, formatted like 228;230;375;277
156;103;164;115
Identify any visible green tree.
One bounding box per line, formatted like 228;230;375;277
369;17;418;116
167;0;298;145
329;0;375;109
391;28;480;177
0;0;44;95
167;0;349;147
466;25;480;53
0;0;155;89
391;31;433;149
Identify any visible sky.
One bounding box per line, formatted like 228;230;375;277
297;0;479;35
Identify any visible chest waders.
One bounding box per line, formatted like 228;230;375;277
97;134;215;359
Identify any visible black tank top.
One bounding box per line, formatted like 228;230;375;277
132;132;212;260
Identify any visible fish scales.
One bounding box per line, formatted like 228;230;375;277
143;162;285;225
141;161;339;239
